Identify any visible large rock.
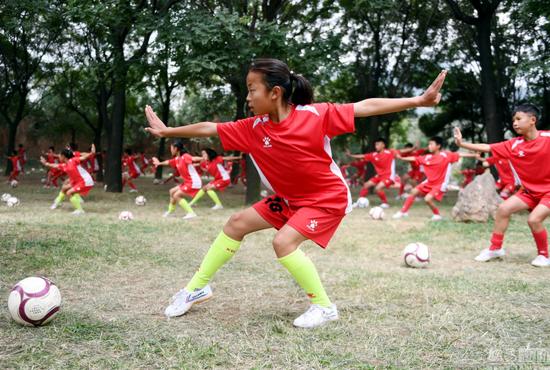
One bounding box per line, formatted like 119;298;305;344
452;171;502;222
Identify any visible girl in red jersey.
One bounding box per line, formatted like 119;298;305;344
455;104;550;267
6;151;21;182
122;148;142;193
145;58;446;328
187;148;241;210
43;146;62;188
40;146;95;215
153;140;202;220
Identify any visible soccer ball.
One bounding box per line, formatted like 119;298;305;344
1;193;11;202
403;242;431;268
40;178;46;184
260;190;268;198
6;197;19;207
369;206;384;220
356;197;370;209
152;178;162;185
10;180;18;188
118;211;134;221
135;195;147;206
8;277;61;326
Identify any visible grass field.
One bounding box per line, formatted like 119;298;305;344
1;174;550;369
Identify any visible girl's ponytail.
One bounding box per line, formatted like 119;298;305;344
289;72;313;106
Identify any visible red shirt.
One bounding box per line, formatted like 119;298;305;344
9;156;21;171
415;151;460;191
46;153;57;164
58;157;94;188
168;153;202;189
18;148;26;163
364;149;398;179
123;155;141;177
485;156;515;185
490;132;550;195
205;156;230;182
350;160;366;178
410;149;426;171
217;103;355;213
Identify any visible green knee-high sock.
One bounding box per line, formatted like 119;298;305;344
178;199;194;214
167;203;176;213
206;190;222;206
69;194;83;211
278;249;331;307
54;192;65;205
185;231;241;291
189;189;205;206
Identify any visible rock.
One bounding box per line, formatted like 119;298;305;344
452;171;502;222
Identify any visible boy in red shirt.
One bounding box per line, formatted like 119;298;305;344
479;154;517;199
122;148;142;193
393;136;477;220
455;104;550;267
6;151;21;182
397;143;426;199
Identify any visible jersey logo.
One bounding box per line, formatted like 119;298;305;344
306;219;318;231
518;150;525;157
262;136;272;148
296;105;320;116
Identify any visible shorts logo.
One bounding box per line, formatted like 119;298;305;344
263;137;272;148
265;196;283;213
306;219;318;231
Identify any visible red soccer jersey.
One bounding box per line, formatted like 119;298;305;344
206;156;230;182
58;157;94;188
123;155;141;177
490;132;550;195
350;160;366;178
416;151;460;191
18;148;26;163
168;153;202;189
410;149;426;171
485;156;515;185
364;149;398;179
9;156;21;171
217;103;355;213
46;153;57;164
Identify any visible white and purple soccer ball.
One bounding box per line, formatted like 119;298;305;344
356;197;370;209
403;242;431;268
6;197;19;207
135;195;147;206
8;277;62;326
369;206;384;220
1;193;11;202
118;211;134;221
10;180;18;188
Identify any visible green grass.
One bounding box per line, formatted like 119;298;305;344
1;174;550;368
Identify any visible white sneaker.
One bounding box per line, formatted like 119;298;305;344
380;203;390;209
164;285;213;318
163;211;173;218
531;255;550;267
71;209;85;216
129;189;138;193
392;211;408;219
50;203;58;210
182;212;197;220
293;304;339;328
430;214;443;221
475;248;506;262
211;204;224;210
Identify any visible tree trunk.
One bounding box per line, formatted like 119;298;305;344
476;14;504;143
105;70;126;192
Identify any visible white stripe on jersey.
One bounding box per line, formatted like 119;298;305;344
324;136;353;214
132;161;142;175
248;154;275;193
217;163;230;181
187;164;202;188
77;165;94;186
439;163;453;192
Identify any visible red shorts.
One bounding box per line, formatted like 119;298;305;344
178;184;200;197
370;176;394;188
129;172;140;179
416;182;446;202
407;170;424;183
72;183;93;196
495;180;515;194
208;179;230;191
253;195;345;248
515;189;550;210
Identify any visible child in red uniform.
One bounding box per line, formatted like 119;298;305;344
455;104;550;266
40;146;95;215
393;136;477;220
122;148;141;193
154;140;202;220
44;147;62;188
479;154;517;199
145;58;446;327
347;139;413;208
6;151;21;182
188;148;241;210
17;144;27;173
398;143;426;198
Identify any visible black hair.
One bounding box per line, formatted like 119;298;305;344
12;150;17;156
404;143;414;148
124;148;133;155
248;58;313;105
61;148;74;159
375;137;387;146
513;103;540;123
49;146;55;151
171;139;188;154
18;144;23;147
429;136;444;148
69;142;78;151
203;148;219;161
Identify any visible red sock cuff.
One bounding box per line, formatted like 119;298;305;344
489;233;504;250
532;229;549;257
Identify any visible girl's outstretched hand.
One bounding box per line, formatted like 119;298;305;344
417;70;447;107
144;105;167;138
